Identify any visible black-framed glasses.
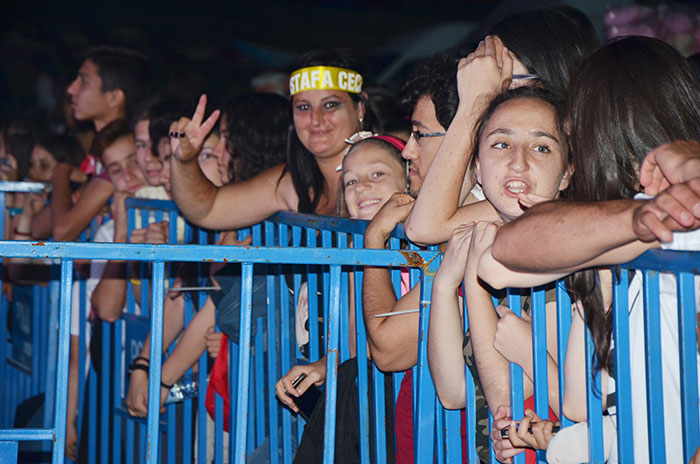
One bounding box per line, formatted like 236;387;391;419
410;130;446;145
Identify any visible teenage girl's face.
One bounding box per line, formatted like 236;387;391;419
342;144;406;220
102;135;146;194
198;132;223;187
476;97;571;222
292;89;364;161
133;119;163;187
28;145;57;182
156;137;172;194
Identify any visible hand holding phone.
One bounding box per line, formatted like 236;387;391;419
290;373;321;421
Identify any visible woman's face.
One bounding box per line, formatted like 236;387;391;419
476;97;571;222
342;144;406;220
28;145;57;182
292;89;364;160
155;136;172;194
198;132;223;186
102;135;146;194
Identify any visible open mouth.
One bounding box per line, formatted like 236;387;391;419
504;180;530;195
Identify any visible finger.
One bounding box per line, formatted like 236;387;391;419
656;188;697;226
493;36;505;69
192;94;208;126
501;46;513;84
636;210;673;242
200;109;221;136
495;304;513;318
475;40;486;57
484;35;496;58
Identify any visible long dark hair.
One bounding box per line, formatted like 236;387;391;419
565;36;700;375
284;49;375;213
221;92;290;183
489;6;600;98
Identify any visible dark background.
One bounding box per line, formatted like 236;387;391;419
0;0;696;125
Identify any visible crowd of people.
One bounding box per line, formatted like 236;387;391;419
1;4;699;463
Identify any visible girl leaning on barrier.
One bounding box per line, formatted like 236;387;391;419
478;36;700;463
428;85;571;464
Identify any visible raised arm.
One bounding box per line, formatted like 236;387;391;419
50;163;114;241
169;95;293;230
404;36;511;245
362;193;421;372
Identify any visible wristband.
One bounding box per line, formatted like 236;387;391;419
160;379;174;390
127;363;148;377
133;356;149;365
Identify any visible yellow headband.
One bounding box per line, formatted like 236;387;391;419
289;66;363;96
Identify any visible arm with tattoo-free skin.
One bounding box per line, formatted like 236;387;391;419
404;36;509;246
169;95;295;231
50;163;113;241
490;199;658;274
428;223;474;409
362;193;421;372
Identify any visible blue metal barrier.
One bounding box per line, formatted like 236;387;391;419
1;196;697;464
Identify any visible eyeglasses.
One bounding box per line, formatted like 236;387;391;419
410;130;446;146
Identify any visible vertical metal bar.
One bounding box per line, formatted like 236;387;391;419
338;233;350;361
306;229;320;361
51;259;74;464
530;286;548;463
44;274;61;433
435;402;445;464
322;265;342;464
183;299;194;464
414;260;440;462
584;321;604;463
233;263;255;462
612;271;633;461
255;317;265;447
444;408;462;463
100;320;110;464
214;393;223;464
642;270;666;463
555;281;573;428
0;291;7;422
352;233;371;464
113;318;123;464
506;289;525;464
278;223;292;464
146;261;166;464
88;363;97;463
0;192;6;239
464;296;478;464
677;272;700;462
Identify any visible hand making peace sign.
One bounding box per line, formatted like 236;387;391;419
169;94;221;163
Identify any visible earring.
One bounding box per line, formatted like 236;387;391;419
358;117;364;128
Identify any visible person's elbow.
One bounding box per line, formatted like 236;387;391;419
95;306;122;323
369;344;415;372
561;397;587;422
52;222;78;242
434;383;466;410
403;219;432;247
